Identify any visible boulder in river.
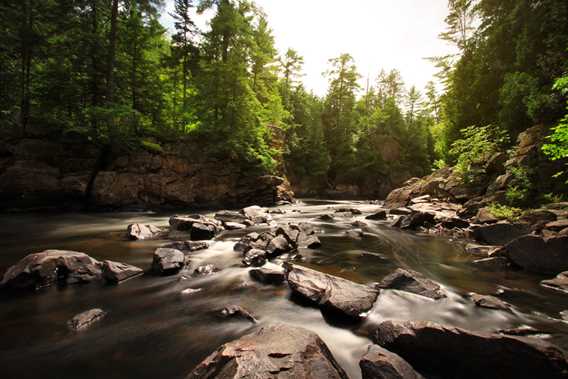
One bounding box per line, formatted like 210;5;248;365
360;344;424;379
193;264;218;277
541;272;568;293
376;268;446;300
467;293;512;311
162;240;209;252
187;323;348;379
399;212;436;230
286;264;379;321
102;260;143;284
366;210;387;220
472;222;529;245
219;305;257;323
214;210;249;224
371;320;568;379
151;248;185;275
0;250;102;290
504;235;568;274
242;249;268;267
126;223;163;240
249;263;286;285
68;308;106;331
169;215;223;240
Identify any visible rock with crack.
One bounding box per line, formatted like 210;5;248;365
102;260;143;284
285;264;379;321
152;248;185;275
126;223;163;240
219;304;257;323
504;235;568;274
541;272;568;293
68;308;106;331
249;263;286;285
467;293;512;311
162;240;209;252
360;344;424;379
186;323;349;379
1;250;102;290
376;268;446;300
371;320;568;379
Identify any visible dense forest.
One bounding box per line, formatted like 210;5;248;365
1;0;567;200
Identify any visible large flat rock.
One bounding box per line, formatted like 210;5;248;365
187;324;348;378
286;264;379;320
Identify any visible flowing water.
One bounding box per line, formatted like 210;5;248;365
1;199;568;378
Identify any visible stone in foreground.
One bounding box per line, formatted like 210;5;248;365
68;308;106;331
371;320;568;379
1;250;102;290
152;248;185;275
360;344;423;379
102;260;143;284
187;324;348;379
286;264;379;320
376;268;446;300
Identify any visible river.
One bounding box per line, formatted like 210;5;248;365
1;199;568;378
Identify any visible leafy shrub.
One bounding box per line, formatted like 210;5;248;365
542;71;568;183
505;166;532;206
488;203;522;222
141;140;163;154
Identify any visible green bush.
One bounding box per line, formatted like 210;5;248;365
505;166;532;206
487;203;522;222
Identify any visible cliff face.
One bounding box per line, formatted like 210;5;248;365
0;134;293;211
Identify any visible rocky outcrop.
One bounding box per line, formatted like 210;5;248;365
360;344;423;379
102;260;143;284
504;235;568;274
371;320;568;379
0;250;102;290
285;264;379;320
67;308;107;331
187;324;348;379
0;136;294;210
376;268;446;300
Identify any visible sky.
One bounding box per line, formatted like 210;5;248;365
160;0;455;96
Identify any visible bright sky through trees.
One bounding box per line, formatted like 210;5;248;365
160;0;455;95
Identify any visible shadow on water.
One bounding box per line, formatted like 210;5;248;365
1;199;568;378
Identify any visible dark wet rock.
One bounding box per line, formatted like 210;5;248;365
335;207;363;215
467;293;512;311
317;214;335;222
163;240;209;252
214;210;249;224
285;264;379;320
102;260;143;284
389;207;412;216
266;235;292;256
68;308;106;331
126;223;164;240
152;248;185;275
371;320;568;379
249;263;286;285
242;249;268;267
474;208;499;224
366;210;387;220
520;210;557;229
541;272;568;293
399;212;435;230
220;305;257;323
440;217;469;229
465;243;501;257
169;215;223;240
505;235;568;274
187;323;348;379
360;344;424;379
472;256;511;271
193;264;218;277
191;222;218;240
472;223;530;245
376;268;446;300
0;250;102;290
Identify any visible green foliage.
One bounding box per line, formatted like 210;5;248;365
487;203;522;222
505;166;533;206
141;140;164;153
449;125;509;182
542;70;568;182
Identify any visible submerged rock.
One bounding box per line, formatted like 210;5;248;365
360;344;423;379
152;248;185;275
286;264;379;320
68;308;106;331
0;250;102;290
376;268;446;300
102;260;143;284
187;323;348;379
126;223;163;240
219;305;257;323
467;293;512;311
541;272;568;293
371;320;568;379
505;235;568;274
